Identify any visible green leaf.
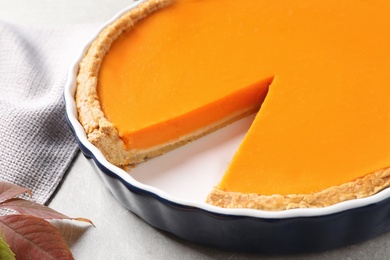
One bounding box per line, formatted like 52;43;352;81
0;237;15;260
0;215;74;260
0;182;31;203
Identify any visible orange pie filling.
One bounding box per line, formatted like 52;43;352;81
99;76;271;150
76;0;390;210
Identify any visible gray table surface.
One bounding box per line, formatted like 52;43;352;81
1;1;390;259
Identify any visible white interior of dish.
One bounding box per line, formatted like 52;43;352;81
64;0;390;219
130;115;253;203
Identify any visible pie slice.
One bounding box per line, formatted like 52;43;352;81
76;0;390;210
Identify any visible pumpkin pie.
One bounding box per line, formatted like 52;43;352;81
76;0;390;210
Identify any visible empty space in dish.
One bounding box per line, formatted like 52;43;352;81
130;115;255;203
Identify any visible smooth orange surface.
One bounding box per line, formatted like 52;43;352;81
98;0;390;195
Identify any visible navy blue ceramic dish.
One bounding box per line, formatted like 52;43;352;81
64;0;390;254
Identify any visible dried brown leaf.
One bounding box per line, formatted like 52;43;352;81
0;215;74;260
0;198;94;225
0;182;31;203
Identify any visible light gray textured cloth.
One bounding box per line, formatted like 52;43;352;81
0;21;99;204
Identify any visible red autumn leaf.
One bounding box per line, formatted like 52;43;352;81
0;182;31;203
0;198;93;225
0;182;93;258
0;214;74;260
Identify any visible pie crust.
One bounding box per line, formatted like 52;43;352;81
207;168;390;210
76;0;175;166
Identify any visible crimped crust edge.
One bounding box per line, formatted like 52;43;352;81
75;0;174;166
206;167;390;211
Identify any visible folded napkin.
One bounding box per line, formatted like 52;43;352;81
0;21;99;204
